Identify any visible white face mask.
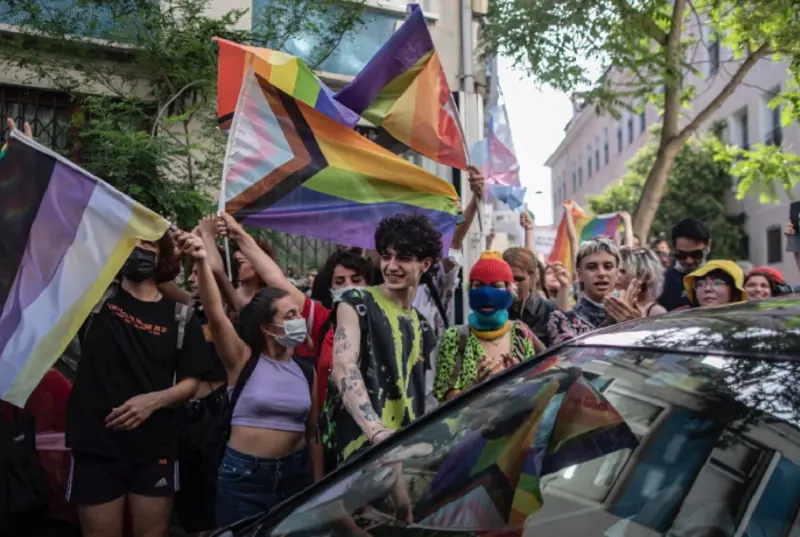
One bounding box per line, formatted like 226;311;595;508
272;319;307;348
331;286;356;303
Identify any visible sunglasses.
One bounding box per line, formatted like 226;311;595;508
675;249;706;261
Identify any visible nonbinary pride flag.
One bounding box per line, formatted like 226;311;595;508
221;63;459;250
0;132;169;406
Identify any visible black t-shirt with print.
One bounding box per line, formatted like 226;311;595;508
66;287;211;462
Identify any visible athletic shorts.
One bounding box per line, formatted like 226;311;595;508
66;450;178;506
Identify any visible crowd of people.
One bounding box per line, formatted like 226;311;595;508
55;158;800;537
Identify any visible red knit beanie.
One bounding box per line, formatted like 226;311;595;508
469;250;514;285
747;266;785;284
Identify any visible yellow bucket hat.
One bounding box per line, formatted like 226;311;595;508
683;260;747;304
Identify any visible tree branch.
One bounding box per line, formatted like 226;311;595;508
677;42;772;142
609;0;668;47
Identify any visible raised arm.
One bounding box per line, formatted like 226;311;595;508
563;201;580;277
331;302;389;445
521;208;536;253
449;166;484;262
195;216;243;312
619;211;634;247
176;232;249;380
218;214;306;308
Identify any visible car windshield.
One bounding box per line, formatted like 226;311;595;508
259;346;800;537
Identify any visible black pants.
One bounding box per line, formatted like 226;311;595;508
173;386;228;534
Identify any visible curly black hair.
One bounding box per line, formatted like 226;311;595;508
374;214;442;264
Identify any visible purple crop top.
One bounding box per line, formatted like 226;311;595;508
230;356;310;433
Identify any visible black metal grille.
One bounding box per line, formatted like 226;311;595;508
0;85;75;151
254;229;336;274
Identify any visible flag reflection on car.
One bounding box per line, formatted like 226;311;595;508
412;367;640;533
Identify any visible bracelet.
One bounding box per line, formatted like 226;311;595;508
370;428;390;444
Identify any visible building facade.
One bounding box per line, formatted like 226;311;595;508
545;27;800;277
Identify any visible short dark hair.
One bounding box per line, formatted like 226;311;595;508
375;214;442;264
671;219;710;245
311;250;374;309
154;232;181;284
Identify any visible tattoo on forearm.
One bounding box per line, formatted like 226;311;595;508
359;402;379;422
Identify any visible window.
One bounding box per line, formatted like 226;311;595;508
259;4;406;76
627;115;634;144
639;109;646;133
711;120;729;142
595;137;600;170
604;127;610;164
735;109;749;150
765;87;783;147
0;85;74;152
562;181;567;200
578;166;583;187
572;172;577;192
767;226;783;264
587;148;592;178
708;37;720;76
617;126;623;152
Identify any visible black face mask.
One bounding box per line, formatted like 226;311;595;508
121;247;157;283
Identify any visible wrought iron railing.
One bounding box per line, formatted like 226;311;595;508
0;84;75;151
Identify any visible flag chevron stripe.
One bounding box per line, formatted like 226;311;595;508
228;74;329;216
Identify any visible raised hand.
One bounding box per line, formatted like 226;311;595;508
216;213;246;241
176;231;206;260
551;261;571;289
467;165;484;199
520;210;534;230
6;117;32;138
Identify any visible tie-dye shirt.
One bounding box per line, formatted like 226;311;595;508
321;287;436;467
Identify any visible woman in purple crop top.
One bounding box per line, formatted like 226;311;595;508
178;233;323;526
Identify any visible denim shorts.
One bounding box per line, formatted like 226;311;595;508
216;445;311;527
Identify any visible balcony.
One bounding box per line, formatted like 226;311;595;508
765;127;783;147
0;0;146;41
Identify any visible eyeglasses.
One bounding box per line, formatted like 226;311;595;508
694;278;728;291
675;249;706;261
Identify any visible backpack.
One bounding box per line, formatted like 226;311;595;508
81;280;195;350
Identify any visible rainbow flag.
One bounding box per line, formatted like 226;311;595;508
214;37;359;130
0;132;169;406
220;62;459;249
470;104;525;209
548;205;585;273
334;4;468;170
578;213;621;243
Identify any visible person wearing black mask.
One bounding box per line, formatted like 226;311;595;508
657;218;711;311
65;233;211;537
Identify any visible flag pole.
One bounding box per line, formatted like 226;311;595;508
217;58;256;282
448;92;483;233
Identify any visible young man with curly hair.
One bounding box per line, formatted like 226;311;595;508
323;214;439;471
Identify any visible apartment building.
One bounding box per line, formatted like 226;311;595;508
545;27;800;277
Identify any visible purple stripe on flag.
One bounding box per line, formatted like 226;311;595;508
0;160;97;354
239;185;455;252
334;4;433;114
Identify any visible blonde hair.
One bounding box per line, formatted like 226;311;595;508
620;247;665;297
576;238;620;269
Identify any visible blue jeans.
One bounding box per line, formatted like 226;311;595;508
216;445;311;527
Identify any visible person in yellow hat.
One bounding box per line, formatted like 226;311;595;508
683;260;747;308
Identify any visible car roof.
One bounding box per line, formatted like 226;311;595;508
569;297;800;359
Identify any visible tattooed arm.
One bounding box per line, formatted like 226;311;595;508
331;302;388;444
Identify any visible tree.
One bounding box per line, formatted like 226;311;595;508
1;0;365;228
484;0;800;239
588;134;744;260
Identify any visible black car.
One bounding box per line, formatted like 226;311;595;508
214;297;800;537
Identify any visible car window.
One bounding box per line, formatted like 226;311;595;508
262;347;800;537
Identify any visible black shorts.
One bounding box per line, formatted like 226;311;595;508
66;451;179;506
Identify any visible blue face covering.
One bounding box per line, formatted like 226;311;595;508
468;285;514;331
